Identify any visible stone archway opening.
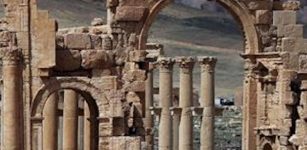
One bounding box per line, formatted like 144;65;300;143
29;78;105;150
41;89;99;150
147;2;246;149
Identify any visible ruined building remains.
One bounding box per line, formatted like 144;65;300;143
0;0;307;150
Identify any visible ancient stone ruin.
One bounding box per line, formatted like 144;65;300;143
0;0;307;150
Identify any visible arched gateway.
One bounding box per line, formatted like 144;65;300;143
0;0;306;150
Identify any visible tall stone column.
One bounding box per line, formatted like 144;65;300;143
84;100;90;150
242;59;257;150
199;57;217;150
145;63;155;150
176;57;195;150
158;57;174;150
63;90;79;150
43;93;59;150
1;48;22;150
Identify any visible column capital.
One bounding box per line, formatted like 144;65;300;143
198;56;217;66
157;57;175;70
148;62;156;71
1;47;22;65
176;56;195;69
198;56;217;72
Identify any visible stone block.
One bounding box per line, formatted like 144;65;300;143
129;50;148;62
295;120;305;134
80;50;113;69
256;10;272;24
273;11;297;26
109;137;141;150
115;6;147;21
277;25;304;38
281;37;304;52
90;35;102;49
279;70;296;81
297;106;304;119
110;102;124;117
54;50;81;71
92;69;112;77
279;136;289;145
126;92;141;103
89;26;109;35
248;1;271;10
289;135;303;146
279;119;292;135
123;70;146;82
64;33;92;49
34;11;56;69
99;76;119;90
281;52;299;70
102;35;113;50
99;122;113;136
124;81;145;92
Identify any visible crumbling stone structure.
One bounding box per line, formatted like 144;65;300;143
0;0;307;150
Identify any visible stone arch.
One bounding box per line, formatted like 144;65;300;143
31;77;108;118
259;137;275;150
137;0;260;54
30;77;105;149
137;0;172;49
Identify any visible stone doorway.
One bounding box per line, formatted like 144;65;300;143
30;78;104;150
41;89;99;150
146;2;245;149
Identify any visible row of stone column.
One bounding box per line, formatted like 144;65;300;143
145;56;217;150
42;90;91;150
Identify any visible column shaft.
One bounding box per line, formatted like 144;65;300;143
177;57;194;150
199;57;217;150
63;90;78;150
2;49;22;150
43;93;59;150
145;65;154;150
242;60;257;150
84;100;91;150
158;58;174;150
